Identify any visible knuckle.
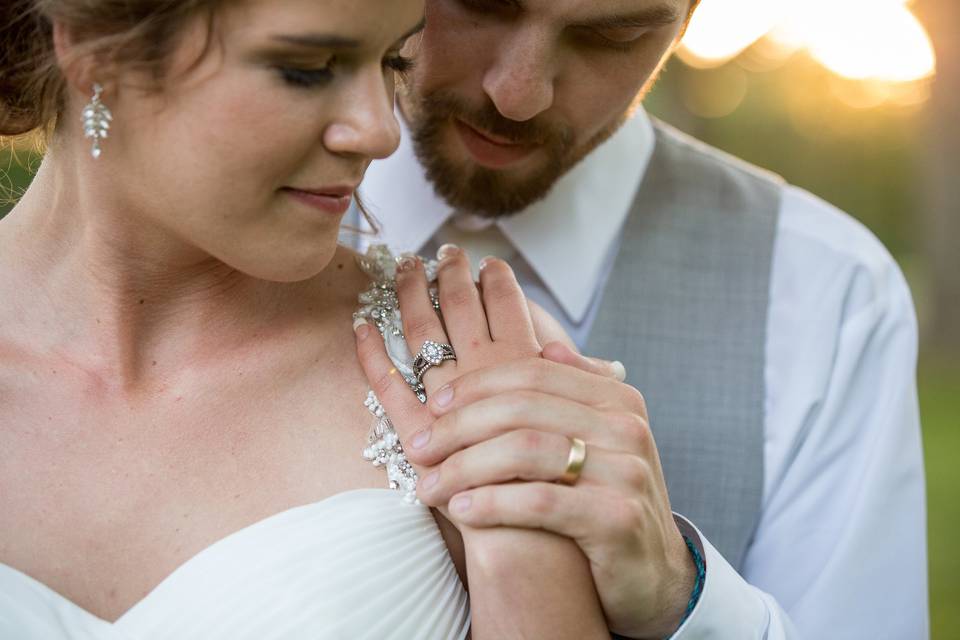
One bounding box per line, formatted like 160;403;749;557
621;455;652;490
622;386;648;415
403;445;429;466
435;410;462;438
522;359;551;388
440;452;463;479
513;428;544;452
356;334;379;363
501;393;541;429
468;489;492;520
482;276;520;305
528;485;557;515
405;315;438;340
609;496;644;537
613;412;653;454
371;369;398;398
441;284;478;308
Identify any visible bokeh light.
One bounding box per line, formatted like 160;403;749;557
679;0;788;67
678;0;937;109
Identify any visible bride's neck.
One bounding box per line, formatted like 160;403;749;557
0;152;350;389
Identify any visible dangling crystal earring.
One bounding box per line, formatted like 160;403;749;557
82;83;112;159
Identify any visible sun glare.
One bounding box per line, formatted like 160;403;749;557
678;0;787;66
678;0;936;98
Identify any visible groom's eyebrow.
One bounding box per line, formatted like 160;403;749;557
572;5;682;30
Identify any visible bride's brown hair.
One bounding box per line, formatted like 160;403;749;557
1;0;381;228
0;0;223;138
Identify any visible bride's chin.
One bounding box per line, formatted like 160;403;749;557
225;247;341;284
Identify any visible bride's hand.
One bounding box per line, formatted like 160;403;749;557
354;243;613;518
354;244;695;640
355;243;626;503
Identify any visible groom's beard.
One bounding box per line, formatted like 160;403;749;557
404;90;628;219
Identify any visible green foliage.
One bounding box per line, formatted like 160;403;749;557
0;146;42;219
919;358;960;640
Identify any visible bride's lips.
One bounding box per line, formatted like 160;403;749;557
282;185;356;215
453;119;538;169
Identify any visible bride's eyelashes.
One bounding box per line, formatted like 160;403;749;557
277;54;414;89
385;54;415;78
277;64;334;87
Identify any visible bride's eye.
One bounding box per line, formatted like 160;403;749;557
383;54;414;78
277;58;336;88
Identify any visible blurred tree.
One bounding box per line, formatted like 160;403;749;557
917;0;960;355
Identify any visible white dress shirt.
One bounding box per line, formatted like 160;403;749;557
355;110;929;639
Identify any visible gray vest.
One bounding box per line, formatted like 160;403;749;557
586;120;783;571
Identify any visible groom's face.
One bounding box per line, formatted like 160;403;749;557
400;0;690;217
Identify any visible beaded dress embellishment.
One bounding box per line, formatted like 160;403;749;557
355;245;441;503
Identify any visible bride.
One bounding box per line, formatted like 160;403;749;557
0;0;613;638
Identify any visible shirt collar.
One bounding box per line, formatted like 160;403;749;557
360;109;656;323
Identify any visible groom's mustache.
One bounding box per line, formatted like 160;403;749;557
417;90;575;151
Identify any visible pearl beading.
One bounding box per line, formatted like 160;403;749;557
355;246;441;503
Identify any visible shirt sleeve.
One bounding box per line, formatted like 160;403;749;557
669;516;798;639
671;186;928;639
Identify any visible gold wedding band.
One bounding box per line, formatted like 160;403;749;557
558;437;587;486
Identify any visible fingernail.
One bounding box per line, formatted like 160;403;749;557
353;317;371;340
396;253;419;272
611;360;627;382
433;385;454;409
478;255;496;271
450;494;472;514
420;471;439;490
411;428;431;449
437;243;461;261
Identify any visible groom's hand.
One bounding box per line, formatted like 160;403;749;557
355;251;695;639
413;343;696;639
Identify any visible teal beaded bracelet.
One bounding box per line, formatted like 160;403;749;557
675;535;706;632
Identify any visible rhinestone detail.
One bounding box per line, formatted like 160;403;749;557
355;246;441;500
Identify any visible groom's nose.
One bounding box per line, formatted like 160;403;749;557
481;26;557;122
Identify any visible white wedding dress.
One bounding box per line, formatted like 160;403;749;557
0;247;470;639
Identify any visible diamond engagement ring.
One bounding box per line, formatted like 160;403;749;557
413;340;456;384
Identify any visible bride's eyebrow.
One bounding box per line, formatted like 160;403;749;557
270;18;426;52
270;33;362;50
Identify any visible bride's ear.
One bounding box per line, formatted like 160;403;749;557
52;19;113;97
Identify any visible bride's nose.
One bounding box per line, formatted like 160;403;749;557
322;67;401;160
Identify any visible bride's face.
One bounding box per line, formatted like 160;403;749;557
98;0;424;281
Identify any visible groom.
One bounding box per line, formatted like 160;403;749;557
356;0;928;637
